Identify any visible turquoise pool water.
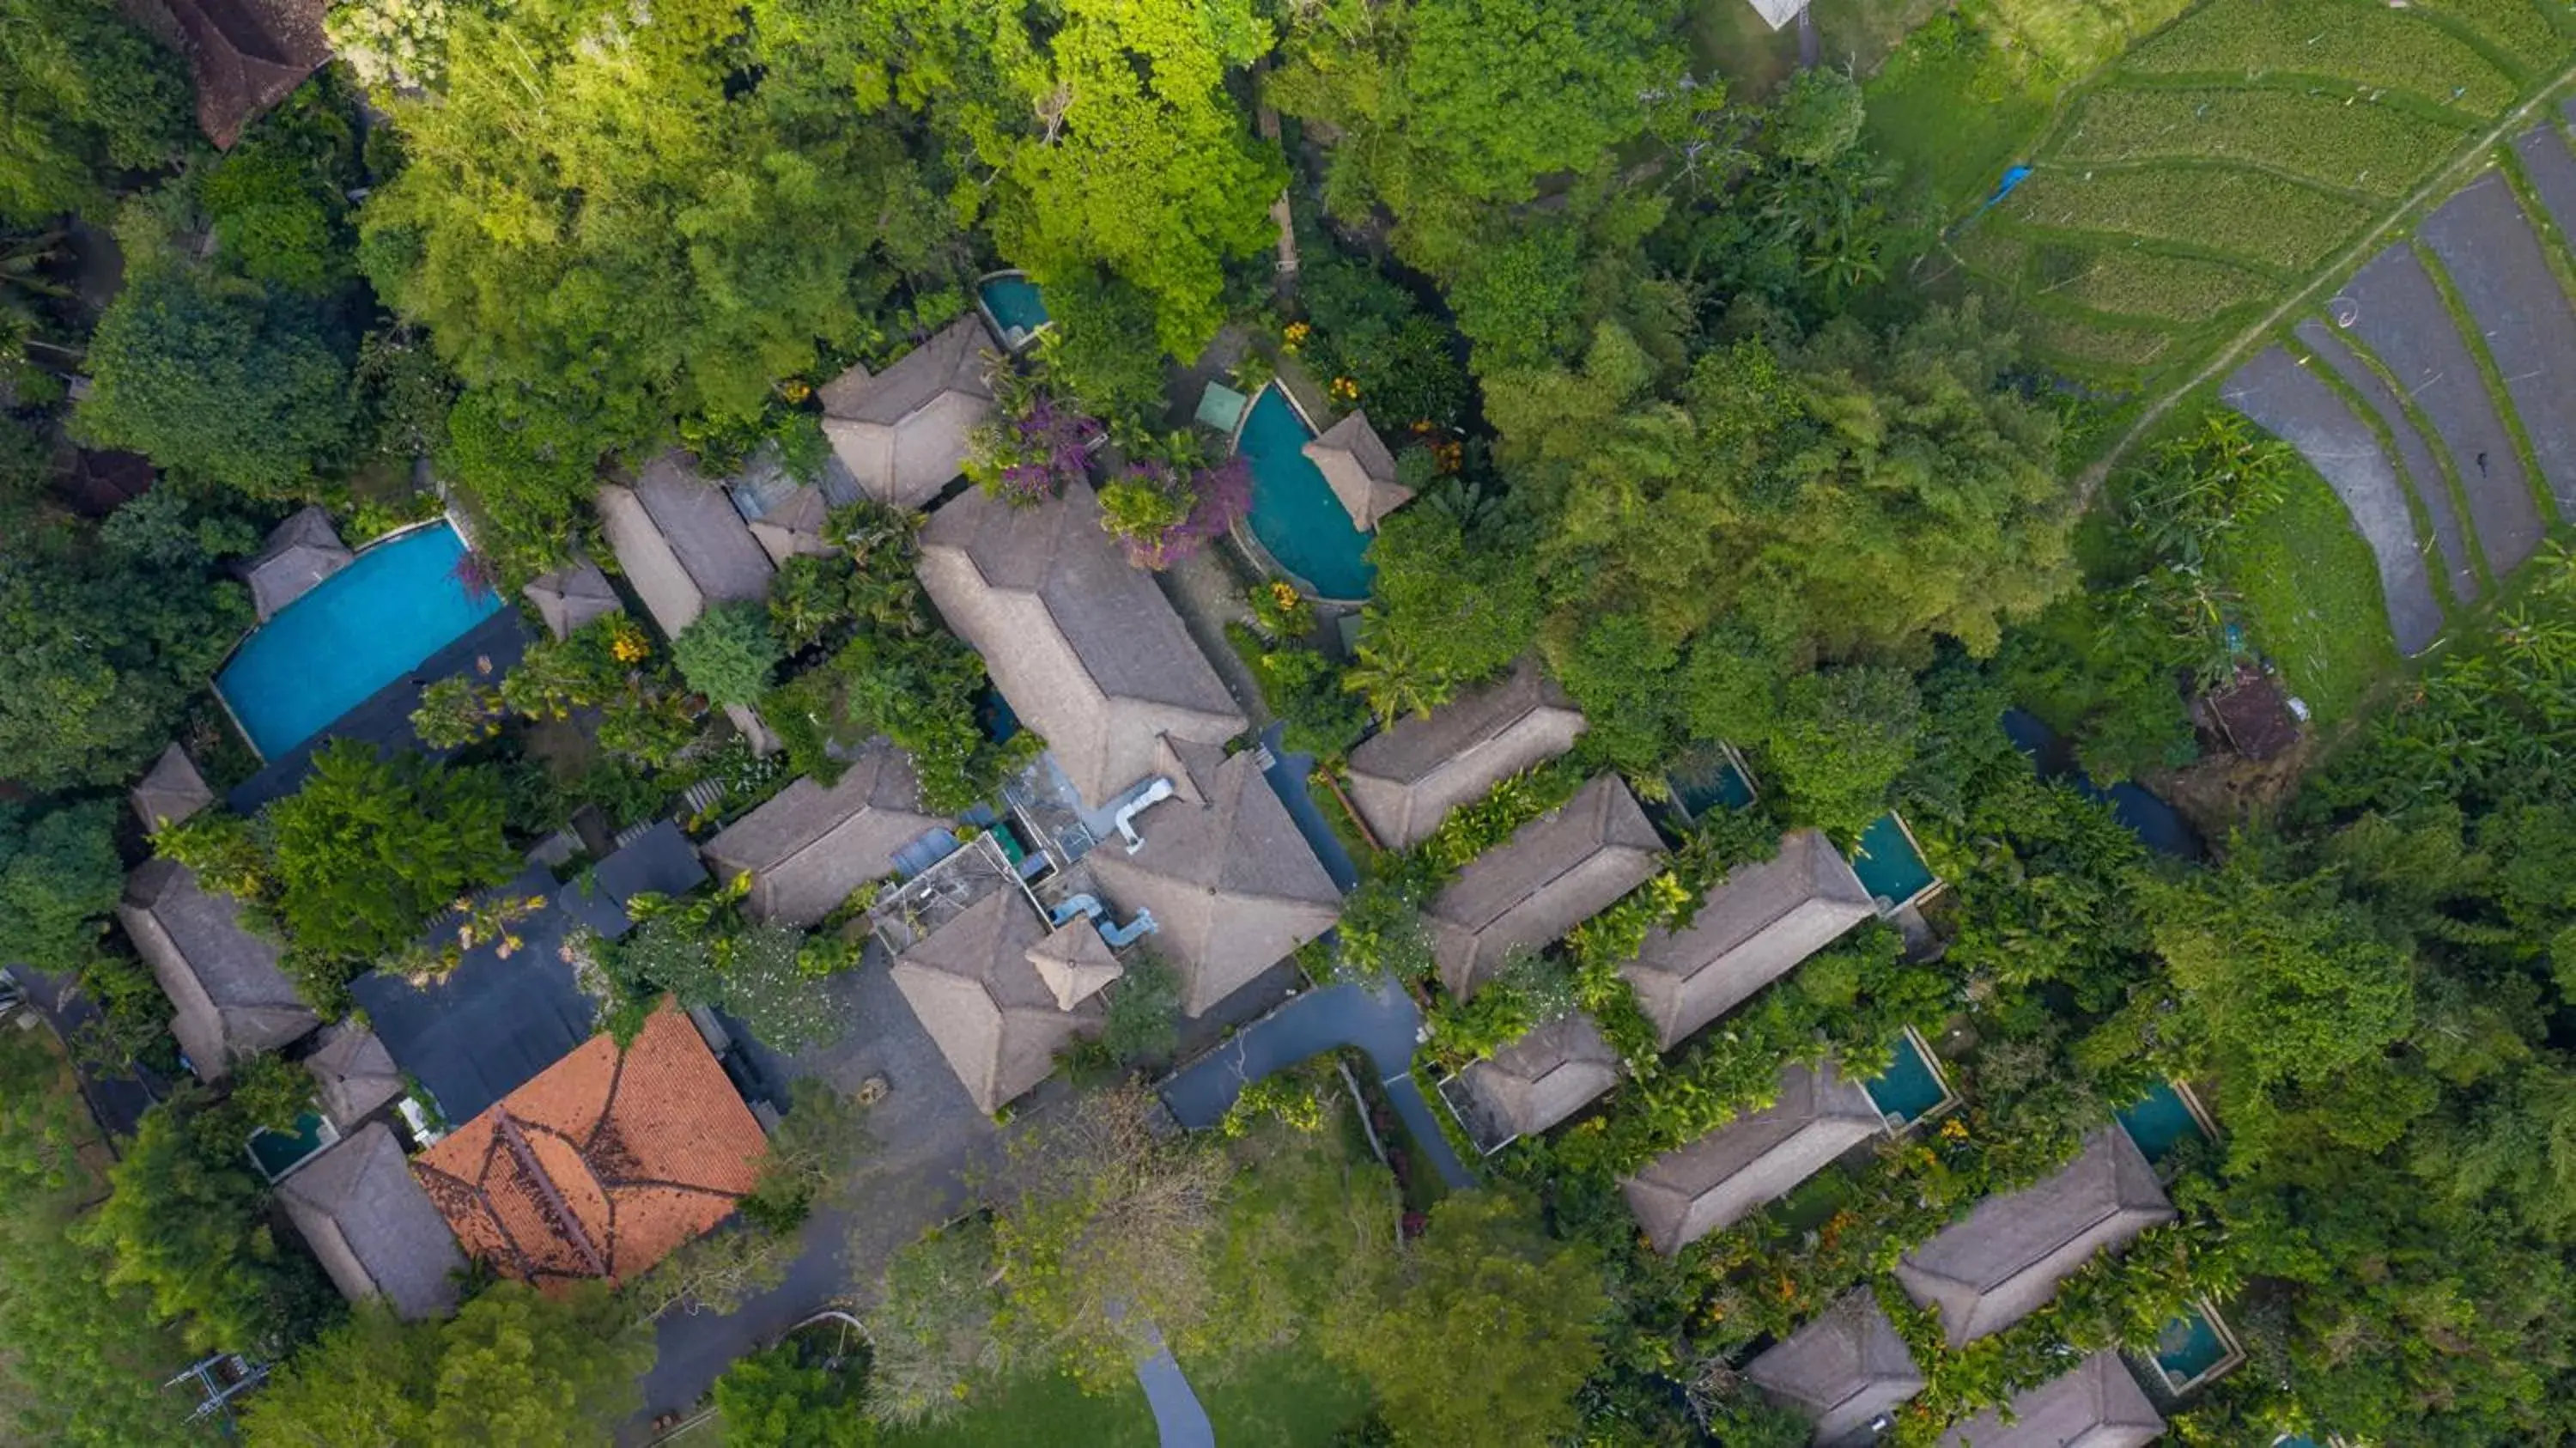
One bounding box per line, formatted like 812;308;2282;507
978;275;1049;344
217;523;501;759
247;1111;329;1181
2155;1304;2232;1385
1238;386;1375;600
2117;1081;2208;1164
1862;1031;1951;1125
1667;747;1756;819
1850;813;1936;907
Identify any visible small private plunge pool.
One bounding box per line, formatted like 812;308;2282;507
1861;1025;1958;1130
2116;1080;2213;1167
1849;812;1939;910
246;1110;336;1183
1665;744;1757;822
2150;1300;2244;1393
1236;384;1375;601
216;522;503;760
976;271;1050;351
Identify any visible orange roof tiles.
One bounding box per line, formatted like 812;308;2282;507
412;1004;767;1287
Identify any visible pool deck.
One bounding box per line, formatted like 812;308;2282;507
227;607;535;813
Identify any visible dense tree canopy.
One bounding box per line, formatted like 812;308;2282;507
0;0;192;223
264;741;519;974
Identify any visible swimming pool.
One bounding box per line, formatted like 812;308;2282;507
1236;386;1376;601
1850;812;1938;909
1666;745;1757;820
1862;1028;1954;1127
977;272;1050;350
2117;1080;2210;1165
2153;1301;2242;1390
216;522;502;759
247;1110;334;1182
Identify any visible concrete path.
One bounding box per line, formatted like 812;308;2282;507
2296;319;2479;606
1158;979;1475;1190
1133;1327;1216;1448
2222;347;2445;655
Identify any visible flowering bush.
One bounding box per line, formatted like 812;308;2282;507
966;374;1103;504
326;0;453;91
1097;455;1250;569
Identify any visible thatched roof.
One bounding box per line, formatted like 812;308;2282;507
1085;736;1340;1017
1425;775;1662;1000
305;1023;404;1131
276;1123;464;1321
820;316;999;509
1934;1352;2164;1448
1746;1291;1927;1448
747;484;840;566
597;453;775;637
1343;660;1586;851
701;745;944;928
1620;1060;1883;1255
1622;830;1877;1051
891;886;1103;1114
119;858;317;1080
1896;1129;2175;1347
918;479;1246;808
1027;921;1125;1011
521;558;622;642
245;506;352;620
1302;410;1413;532
131;744;214;834
124;0;330;149
1454;1013;1620;1148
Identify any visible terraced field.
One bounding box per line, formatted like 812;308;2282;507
1957;0;2576;384
2219;102;2576;658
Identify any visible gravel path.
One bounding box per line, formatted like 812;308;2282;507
2222;347;2445;654
2296;319;2480;605
2342;244;2543;574
2417;173;2576;520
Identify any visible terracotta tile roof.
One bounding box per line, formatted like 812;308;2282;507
412;1005;765;1287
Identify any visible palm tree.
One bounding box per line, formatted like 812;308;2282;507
1340;618;1451;723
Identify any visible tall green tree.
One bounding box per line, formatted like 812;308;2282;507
0;0;193;223
264;741;518;971
0;799;125;970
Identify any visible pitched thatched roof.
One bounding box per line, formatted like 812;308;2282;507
1302;410;1413;532
413;1006;767;1287
305;1023;404;1130
1934;1352;2164;1448
276;1123;464;1321
119;859;317;1081
1746;1291;1928;1448
1621;1060;1883;1255
747;484;840;566
597;453;775;638
1027;921;1125;1011
820;316;999;509
1343;660;1586;852
1085;737;1340;1017
918;479;1246;808
890;886;1104;1114
521;558;623;642
1425;775;1662;1000
124;0;330;149
131;744;214;834
701;745;945;928
1454;1013;1620;1148
1623;830;1877;1051
1896;1129;2175;1347
245;505;353;620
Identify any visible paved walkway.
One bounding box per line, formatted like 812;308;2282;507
1133;1326;1215;1448
1158;979;1475;1190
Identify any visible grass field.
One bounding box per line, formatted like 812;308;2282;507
2050;88;2474;198
2122;0;2522;115
2026;245;2278;323
2004;166;2377;270
876;1345;1372;1448
2221;456;2401;723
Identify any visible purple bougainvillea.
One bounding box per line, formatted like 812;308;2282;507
1117;454;1252;570
450;548;499;599
986;388;1105;503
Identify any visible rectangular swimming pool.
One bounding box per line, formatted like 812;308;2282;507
216;522;503;759
1850;812;1938;909
1862;1027;1953;1127
2117;1080;2210;1165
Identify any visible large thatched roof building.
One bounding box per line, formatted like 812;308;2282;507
1341;660;1585;852
1424;775;1662;1000
1621;830;1877;1051
1620;1060;1883;1255
1895;1129;2174;1347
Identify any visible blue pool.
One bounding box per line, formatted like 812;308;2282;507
1667;746;1756;820
1850;813;1937;908
247;1110;330;1181
978;273;1049;349
2117;1081;2209;1165
216;523;501;759
1862;1030;1953;1126
2154;1303;2234;1386
1237;386;1376;601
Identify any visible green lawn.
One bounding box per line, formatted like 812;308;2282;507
1862;15;2052;217
872;1344;1370;1448
1689;0;1801;103
877;1368;1157;1448
1193;1346;1375;1447
2222;457;2401;724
